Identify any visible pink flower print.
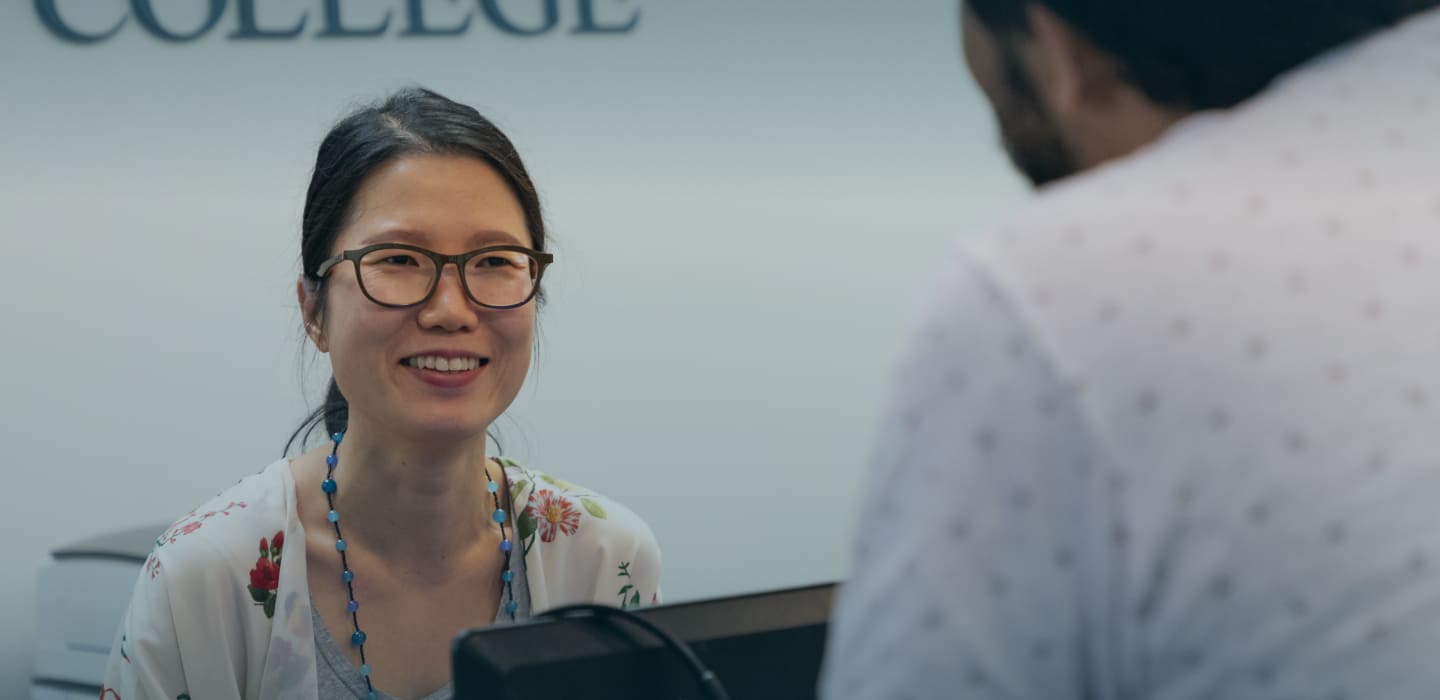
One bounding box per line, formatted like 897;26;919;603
529;489;581;542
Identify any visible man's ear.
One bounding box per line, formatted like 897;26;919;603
1024;4;1123;117
297;276;329;354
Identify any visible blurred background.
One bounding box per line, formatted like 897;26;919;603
0;0;1027;695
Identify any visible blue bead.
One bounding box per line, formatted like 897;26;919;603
492;509;507;524
505;600;519;614
360;663;371;676
347;599;359;613
326;454;337;467
327;510;339;523
342;570;353;583
487;480;499;493
332;432;344;444
502;570;514;583
351;630;367;646
321;479;337;494
366;692;377;700
335;539;347;552
500;539;512;553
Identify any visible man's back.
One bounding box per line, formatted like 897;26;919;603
824;9;1440;699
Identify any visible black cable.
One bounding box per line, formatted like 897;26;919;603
537;603;731;700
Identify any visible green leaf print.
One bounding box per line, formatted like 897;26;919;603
247;585;269;604
617;561;637;608
581;498;607;519
540;474;585;492
263;594;276;619
510;480;530;503
517;509;537;543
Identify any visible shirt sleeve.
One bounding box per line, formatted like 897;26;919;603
623;528;663;608
821;248;1114;699
103;553;191;700
596;502;663;610
102;545;250;700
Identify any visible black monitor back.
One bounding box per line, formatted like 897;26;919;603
453;582;835;700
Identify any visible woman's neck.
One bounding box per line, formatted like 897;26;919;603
323;420;499;578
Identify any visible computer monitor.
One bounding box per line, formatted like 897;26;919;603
453;582;835;700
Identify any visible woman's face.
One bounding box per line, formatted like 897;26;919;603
303;154;537;442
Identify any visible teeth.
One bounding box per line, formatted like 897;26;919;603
407;356;482;372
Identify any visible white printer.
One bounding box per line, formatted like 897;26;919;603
32;524;163;700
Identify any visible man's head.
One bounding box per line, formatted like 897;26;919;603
961;0;1440;186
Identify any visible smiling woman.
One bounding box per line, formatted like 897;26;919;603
100;87;661;700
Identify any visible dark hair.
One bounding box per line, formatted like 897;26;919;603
966;0;1440;109
285;87;547;454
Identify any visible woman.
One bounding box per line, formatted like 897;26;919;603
103;87;661;700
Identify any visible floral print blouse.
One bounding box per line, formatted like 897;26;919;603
101;457;662;699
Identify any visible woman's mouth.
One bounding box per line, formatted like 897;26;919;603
402;355;490;373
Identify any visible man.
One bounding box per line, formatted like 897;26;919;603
823;1;1440;698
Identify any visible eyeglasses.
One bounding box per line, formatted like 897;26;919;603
315;243;554;309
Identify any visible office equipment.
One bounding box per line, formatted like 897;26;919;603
454;582;835;700
32;525;158;700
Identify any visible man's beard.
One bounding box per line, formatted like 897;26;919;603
992;40;1080;187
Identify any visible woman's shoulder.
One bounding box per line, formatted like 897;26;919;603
145;458;295;576
499;458;659;555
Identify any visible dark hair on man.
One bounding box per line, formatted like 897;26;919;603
284;87;546;453
966;0;1440;109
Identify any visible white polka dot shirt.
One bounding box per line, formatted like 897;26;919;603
823;9;1440;700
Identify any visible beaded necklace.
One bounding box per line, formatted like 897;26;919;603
321;431;517;699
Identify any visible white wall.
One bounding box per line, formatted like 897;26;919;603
0;0;1027;694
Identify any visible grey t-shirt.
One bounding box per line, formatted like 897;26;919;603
312;550;532;700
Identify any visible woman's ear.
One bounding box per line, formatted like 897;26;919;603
297;276;329;354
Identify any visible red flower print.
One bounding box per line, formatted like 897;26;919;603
529;489;581;542
249;557;279;592
154;502;247;549
247;530;285;618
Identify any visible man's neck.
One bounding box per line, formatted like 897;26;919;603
1071;96;1193;172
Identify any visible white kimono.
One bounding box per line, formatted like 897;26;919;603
100;457;662;699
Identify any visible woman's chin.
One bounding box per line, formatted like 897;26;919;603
390;416;497;444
